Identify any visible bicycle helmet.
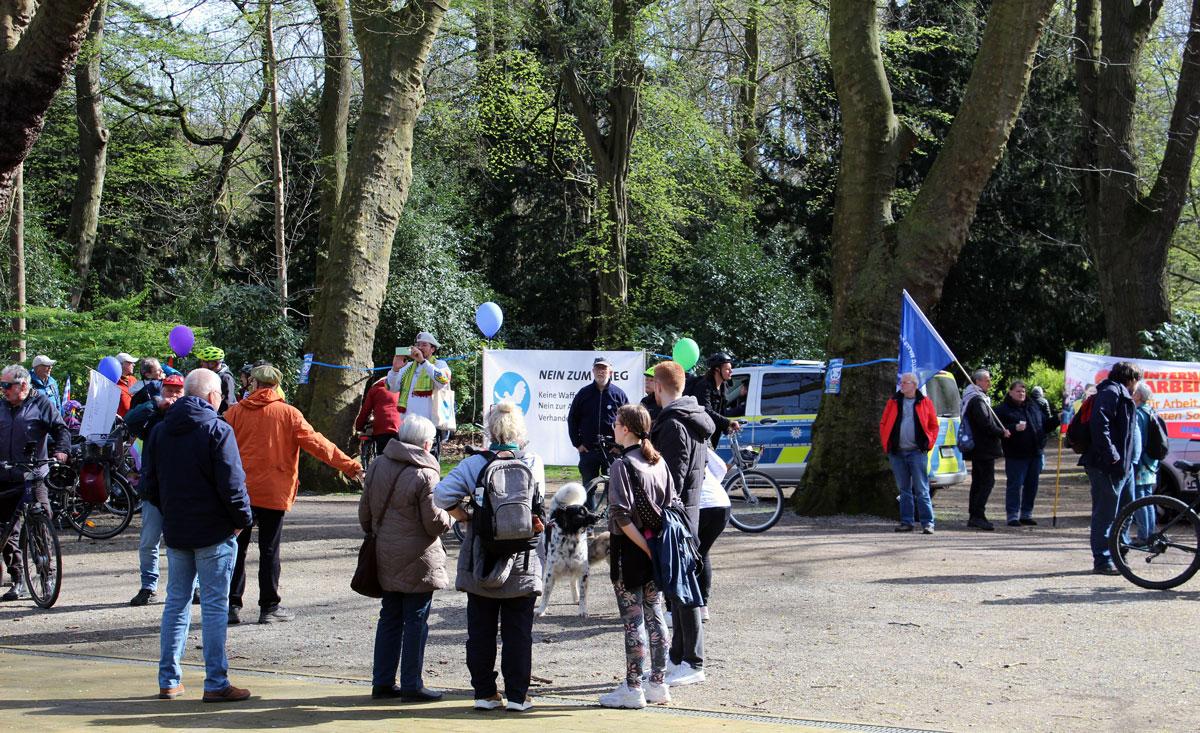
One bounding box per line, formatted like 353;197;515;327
706;351;734;369
195;346;225;362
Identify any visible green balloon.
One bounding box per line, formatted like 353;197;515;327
672;337;700;370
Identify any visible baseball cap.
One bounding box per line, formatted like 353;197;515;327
593;357;613;368
32;355;56;368
415;331;441;349
116;352;137;364
163;374;185;387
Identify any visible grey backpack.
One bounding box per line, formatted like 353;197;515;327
474;450;541;556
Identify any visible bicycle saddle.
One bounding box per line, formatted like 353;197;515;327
1173;460;1200;473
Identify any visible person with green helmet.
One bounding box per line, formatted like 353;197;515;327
640;365;661;422
197;347;239;414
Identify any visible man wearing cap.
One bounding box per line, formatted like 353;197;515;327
386;332;452;457
115;352;139;417
196;347;239;414
128;373;187;606
223;364;364;624
567;357;629;491
686;352;742;449
30;356;61;413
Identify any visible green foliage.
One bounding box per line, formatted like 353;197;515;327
1140;310;1200;362
197;285;303;393
1022;359;1065;411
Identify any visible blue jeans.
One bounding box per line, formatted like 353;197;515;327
1132;482;1156;544
139;502;163;591
889;450;934;527
1004;454;1043;522
159;536;237;692
372;591;433;690
1085;467;1135;567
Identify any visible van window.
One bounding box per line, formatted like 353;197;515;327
725;374;749;418
761;372;823;416
926;374;962;417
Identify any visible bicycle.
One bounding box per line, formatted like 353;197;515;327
357;433;378;471
1109;459;1200;590
723;425;785;533
0;458;63;608
46;424;136;540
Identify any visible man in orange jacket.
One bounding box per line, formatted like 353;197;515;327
878;372;940;534
224;364;364;624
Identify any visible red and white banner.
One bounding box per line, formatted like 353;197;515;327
1065;351;1200;439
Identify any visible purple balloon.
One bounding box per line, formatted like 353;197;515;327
169;325;194;357
97;356;121;384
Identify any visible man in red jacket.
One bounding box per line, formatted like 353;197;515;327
354;376;402;457
878;372;940;534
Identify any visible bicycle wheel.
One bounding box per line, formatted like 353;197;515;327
725;469;784;533
22;511;62;608
585;476;609;520
65;472;135;540
1110;495;1200;590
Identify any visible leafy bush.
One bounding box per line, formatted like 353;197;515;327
1140;310;1200;362
197;285;303;392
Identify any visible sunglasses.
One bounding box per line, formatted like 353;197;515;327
0;382;19;390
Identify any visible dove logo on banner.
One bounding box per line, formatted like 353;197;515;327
483;349;645;465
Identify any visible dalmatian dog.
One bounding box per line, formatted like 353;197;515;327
536;483;605;617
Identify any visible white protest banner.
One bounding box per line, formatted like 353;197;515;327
482;350;645;465
1065;351;1200;439
80;369;122;439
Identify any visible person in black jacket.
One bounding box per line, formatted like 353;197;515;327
0;365;70;602
685;352;743;449
1079;361;1141;575
640;365;661;422
995;380;1060;527
566;357;629;489
961;369;1008;531
650;361;714;688
142;368;254;703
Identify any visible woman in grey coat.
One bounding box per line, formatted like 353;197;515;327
434;400;545;712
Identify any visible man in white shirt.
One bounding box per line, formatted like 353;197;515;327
386;331;452;457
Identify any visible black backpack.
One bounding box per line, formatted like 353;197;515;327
474;450;543;557
1144;410;1170;461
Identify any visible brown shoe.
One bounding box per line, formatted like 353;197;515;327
202;684;251;703
158;685;185;700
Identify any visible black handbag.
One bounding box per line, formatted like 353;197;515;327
351;481;399;598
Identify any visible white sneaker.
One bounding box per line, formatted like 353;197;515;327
644;680;671;704
599;682;646;709
506;697;535;712
699;606;709;622
474;694;505;710
666;663;705;686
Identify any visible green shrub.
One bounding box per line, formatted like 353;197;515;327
196;285;303;393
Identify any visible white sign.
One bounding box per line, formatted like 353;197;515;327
482;350;645;465
1065;350;1200;439
80;369;122;439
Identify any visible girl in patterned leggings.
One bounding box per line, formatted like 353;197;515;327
599;404;674;709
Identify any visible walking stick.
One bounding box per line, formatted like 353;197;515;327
1052;430;1064;528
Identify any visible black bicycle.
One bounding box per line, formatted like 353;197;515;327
46;424;137;540
1109;459;1200;590
582;436;618;519
723;426;785;533
0;458;63;608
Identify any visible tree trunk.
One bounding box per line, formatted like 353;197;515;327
735;0;760;177
8;164;24;362
296;0;447;490
312;0;350;308
798;0;1055;516
264;0;286;311
0;0;102;215
67;0;107;310
1076;0;1200;355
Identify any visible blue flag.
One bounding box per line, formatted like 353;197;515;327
898;289;956;388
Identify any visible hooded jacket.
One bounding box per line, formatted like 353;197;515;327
1080;378;1136;477
650;396;715;532
141;396;252;549
359;440;452;593
961;384;1005;460
0;391;71;490
224;388;360;511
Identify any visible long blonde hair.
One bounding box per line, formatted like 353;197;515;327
617;404;660;464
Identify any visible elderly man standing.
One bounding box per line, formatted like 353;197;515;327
224;364;363;624
386;332;452;457
141;369;253;702
962;369;1007;531
879;373;940;534
0;365;70;601
29;356;61;413
567;357;629;491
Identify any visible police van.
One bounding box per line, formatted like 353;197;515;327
714;362;968;490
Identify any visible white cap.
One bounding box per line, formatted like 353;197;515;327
415;331;441;349
116;352;138;364
32;355;55;368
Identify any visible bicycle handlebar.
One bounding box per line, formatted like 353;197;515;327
0;458;60;471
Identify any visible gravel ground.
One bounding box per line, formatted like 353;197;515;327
2;457;1198;732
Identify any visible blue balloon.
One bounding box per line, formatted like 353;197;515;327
475;302;504;338
97;356;121;384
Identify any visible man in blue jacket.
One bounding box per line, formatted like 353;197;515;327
567;357;628;491
141;368;254;703
1079;361;1141;575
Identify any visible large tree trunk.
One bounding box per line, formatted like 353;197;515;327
66;0;107;310
1076;0;1200;355
798;0;1055;516
735;0;760;177
0;0;102;215
264;0;286;310
311;0;350;308
296;0;447;490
